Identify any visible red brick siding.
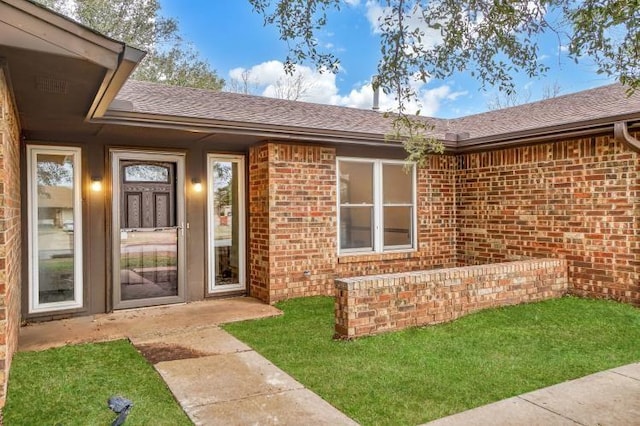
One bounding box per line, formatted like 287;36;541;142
248;143;337;303
457;136;640;304
335;259;567;338
267;144;337;303
249;145;457;303
248;144;270;302
0;68;21;406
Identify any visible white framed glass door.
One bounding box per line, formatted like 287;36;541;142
27;145;83;313
207;155;245;293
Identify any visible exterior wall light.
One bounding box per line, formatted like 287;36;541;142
192;178;203;193
90;177;102;192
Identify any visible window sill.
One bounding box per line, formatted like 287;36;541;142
337;249;418;264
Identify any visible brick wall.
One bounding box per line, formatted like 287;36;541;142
248;143;459;304
248;143;337;303
248;144;270;302
0;67;22;406
335;259;567;338
251;135;638;309
457;136;640;304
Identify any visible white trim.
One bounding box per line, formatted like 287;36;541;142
337;157;417;256
110;149;186;309
207;154;246;293
27;145;83;313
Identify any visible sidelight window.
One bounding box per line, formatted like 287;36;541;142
27;146;83;313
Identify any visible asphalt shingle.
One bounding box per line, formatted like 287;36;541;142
114;80;640;143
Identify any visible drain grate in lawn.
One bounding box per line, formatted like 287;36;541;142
136;343;209;364
223;295;640;426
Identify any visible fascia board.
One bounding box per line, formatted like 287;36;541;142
87;46;146;120
455;114;640;152
1;0;123;69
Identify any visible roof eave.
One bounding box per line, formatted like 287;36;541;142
455;113;640;153
1;0;125;68
100;97;640;154
87;46;146;120
100;109;460;149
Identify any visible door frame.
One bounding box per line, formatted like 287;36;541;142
110;149;186;309
207;154;246;294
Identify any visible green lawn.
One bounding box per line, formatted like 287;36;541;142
4;340;190;426
223;296;640;426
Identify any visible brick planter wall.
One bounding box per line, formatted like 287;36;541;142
0;67;21;406
335;259;567;339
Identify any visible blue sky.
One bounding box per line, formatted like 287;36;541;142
160;0;614;118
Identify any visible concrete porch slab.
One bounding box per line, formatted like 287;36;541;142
19;296;281;351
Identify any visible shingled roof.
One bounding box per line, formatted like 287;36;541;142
112;80;640;146
113;80;454;139
448;83;640;142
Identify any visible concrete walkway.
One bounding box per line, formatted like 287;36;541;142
19;299;640;425
424;363;640;426
19;297;358;425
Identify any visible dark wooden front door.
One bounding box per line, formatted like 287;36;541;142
121;161;175;229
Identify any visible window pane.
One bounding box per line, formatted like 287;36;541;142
383;163;412;204
383;206;412;248
36;153;76;304
124;164;169;182
340;206;373;250
211;161;240;286
339;161;373;204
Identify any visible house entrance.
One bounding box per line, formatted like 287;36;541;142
111;151;186;309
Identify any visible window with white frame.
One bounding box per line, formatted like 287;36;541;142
338;158;416;254
27;145;83;313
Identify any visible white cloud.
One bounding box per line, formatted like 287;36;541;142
343;0;361;6
227;60;465;117
365;0;385;33
364;1;442;50
228;61;339;103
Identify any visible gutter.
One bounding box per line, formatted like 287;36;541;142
455;113;640;153
86;45;146;121
99;109;460;150
98;108;639;154
613;121;640;152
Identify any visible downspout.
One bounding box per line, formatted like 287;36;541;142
613;121;640;152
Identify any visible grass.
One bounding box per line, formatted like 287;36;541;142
223;296;640;426
4;340;190;426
